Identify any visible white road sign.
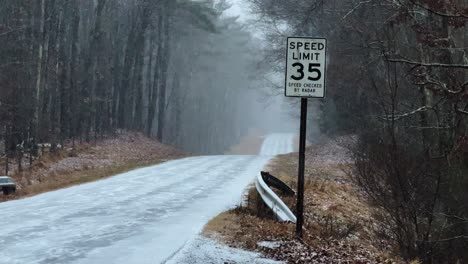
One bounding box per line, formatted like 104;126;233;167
285;37;327;98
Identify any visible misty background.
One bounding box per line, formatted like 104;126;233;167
0;0;298;157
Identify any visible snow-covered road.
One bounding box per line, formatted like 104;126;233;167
0;133;295;264
259;133;295;156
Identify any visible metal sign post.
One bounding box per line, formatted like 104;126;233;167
285;37;327;238
296;97;308;238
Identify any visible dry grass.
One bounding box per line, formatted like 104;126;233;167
204;137;402;263
0;131;188;202
203;209;295;250
0;159;165;202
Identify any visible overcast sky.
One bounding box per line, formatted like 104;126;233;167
224;0;252;22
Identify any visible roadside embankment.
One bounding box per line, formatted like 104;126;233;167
0;131;189;202
204;136;401;263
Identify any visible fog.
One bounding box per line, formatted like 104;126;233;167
0;0;302;156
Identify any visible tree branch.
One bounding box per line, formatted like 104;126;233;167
342;0;372;20
0;26;31;37
380;106;432;121
418;235;468;243
415;80;468;95
387;58;468;69
407;0;468;19
408;126;452;130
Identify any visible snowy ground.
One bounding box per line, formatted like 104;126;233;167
0;133;295;264
165;237;283;264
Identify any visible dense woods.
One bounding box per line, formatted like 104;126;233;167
0;0;260;166
2;0;468;262
249;0;468;262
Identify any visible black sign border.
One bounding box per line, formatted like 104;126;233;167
285;36;327;99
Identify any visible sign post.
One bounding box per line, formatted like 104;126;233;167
285;37;327;238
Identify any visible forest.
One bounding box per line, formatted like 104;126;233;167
249;0;468;262
0;0;262;163
1;0;468;262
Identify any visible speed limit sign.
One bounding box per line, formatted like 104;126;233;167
285;37;327;238
285;37;327;98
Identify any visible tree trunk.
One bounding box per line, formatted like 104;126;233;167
33;0;46;143
156;12;171;142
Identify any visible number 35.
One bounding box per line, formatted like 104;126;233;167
291;63;321;81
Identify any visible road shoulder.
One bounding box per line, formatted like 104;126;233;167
166;236;284;264
203;136;402;263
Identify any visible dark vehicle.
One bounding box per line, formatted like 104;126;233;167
0;176;16;195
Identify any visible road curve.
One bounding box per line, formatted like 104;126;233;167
0;133;295;264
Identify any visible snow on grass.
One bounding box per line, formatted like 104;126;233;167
166;237;284;264
204;136;402;263
257;241;282;249
1;131;189;202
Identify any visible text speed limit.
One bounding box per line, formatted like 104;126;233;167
285;37;327;98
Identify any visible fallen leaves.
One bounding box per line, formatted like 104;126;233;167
205;136;402;263
1;130;189;202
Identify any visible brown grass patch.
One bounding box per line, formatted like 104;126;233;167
0;159;165;202
0;131;188;202
204;209;295;250
204;138;401;263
